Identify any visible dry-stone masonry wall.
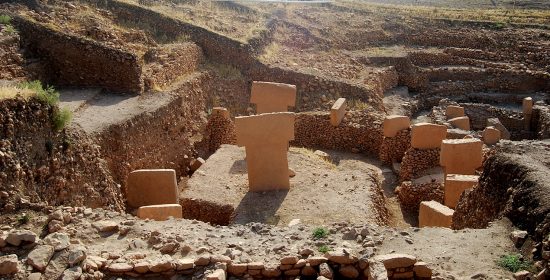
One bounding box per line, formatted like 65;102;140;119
398;148;440;182
379;129;411;165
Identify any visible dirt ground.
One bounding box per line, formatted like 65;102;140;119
183;145;391;227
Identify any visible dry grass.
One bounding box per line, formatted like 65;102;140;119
345;1;550;26
0;85;36;100
294;147;337;169
259;42;281;62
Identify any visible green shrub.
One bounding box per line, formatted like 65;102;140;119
0;15;11;25
312;227;329;239
17;213;31;225
496;254;532;272
4;25;16;35
18;81;60;106
318;245;331;253
53;108;72;131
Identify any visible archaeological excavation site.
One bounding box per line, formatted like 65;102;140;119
0;0;549;279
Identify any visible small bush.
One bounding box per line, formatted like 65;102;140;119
18;81;59;106
312;227;329;239
53;108;72;131
4;25;16;35
318;245;331;253
0;15;11;25
496;254;532;272
18;213;31;225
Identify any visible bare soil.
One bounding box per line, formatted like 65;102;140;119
183;145;390;227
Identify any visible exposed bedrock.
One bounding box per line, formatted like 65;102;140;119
453;141;550;241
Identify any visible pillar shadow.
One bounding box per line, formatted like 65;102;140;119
232;190;289;225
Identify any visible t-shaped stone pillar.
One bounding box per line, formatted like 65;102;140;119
235;113;295;192
250;81;296;114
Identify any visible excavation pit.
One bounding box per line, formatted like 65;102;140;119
180;145;389;226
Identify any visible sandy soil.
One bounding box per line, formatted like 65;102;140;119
378;218;517;279
183;145;390;227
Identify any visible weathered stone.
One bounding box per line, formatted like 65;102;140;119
43;232;70;251
194;254;211;266
60;266;82;280
330;98;347;126
510;230;529;247
482;126;501;145
294;259;306;269
247;262;264;270
150;255;174;272
27;245;55;272
6;229;37;246
27;272;42;280
280;256;299;265
367;260;388;280
375;253;416;269
440;138;483;175
138;204;182;221
419;201;454;228
133;261;151;273
67;247;86;266
487;118;510;140
206;268;226;280
92;221;118;233
175;258;194;271
413;261;432;278
411;123;447;150
449;116;470;131
444;174;478;209
307;256;328;266
227;263;247;275
339;265;359;278
383;115;410;138
0;254;19;275
302;264;317;276
319;263;333;278
126;169;179;208
189;158;205;172
284;268;301;276
261;265;281;278
108;262;133;273
514;270;531;280
325;248;357;264
250;81;296;114
446;105;465;119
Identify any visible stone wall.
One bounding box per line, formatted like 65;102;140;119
13;16;144;94
398;148;440;182
142;43;204;91
379;129;411;165
292;111;384;155
462;103;524;132
200;110;237;155
97;73;211;188
453;141;550;241
396;181;444;213
533;105;550;139
0;97;124;212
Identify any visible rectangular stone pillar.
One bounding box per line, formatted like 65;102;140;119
411;123;447;150
126;169;178;208
523;97;533;130
330;98;347;126
419;201;454;228
440;139;482;176
446;105;464;120
137;204;182;221
444;174;479;209
383;115;410;137
449;116;470;131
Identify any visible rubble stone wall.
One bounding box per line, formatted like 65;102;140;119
97;73;211;188
396;181;444;213
13;16;144;94
533;105;550;140
453;142;550;241
142;43;204;91
0;97;124;212
379;129;411;165
398;148;440;182
292;111;384;155
462;103;524;131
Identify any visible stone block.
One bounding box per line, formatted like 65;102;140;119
330;98;347;126
440;139;483;175
250;81;296;113
482;126;501;145
235;113;295;191
523;97;533;115
211;107;230;119
189;158;205;172
487;118;510;140
383;115;410;137
448;116;470;131
137;204;182;221
126;169;178;208
446;105;465;119
444;174;478;209
375;254;417;269
411;123;447;150
419;200;454;228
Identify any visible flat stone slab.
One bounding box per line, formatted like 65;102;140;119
181;145;386;226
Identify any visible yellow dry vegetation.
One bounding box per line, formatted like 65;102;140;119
0;85;36;100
